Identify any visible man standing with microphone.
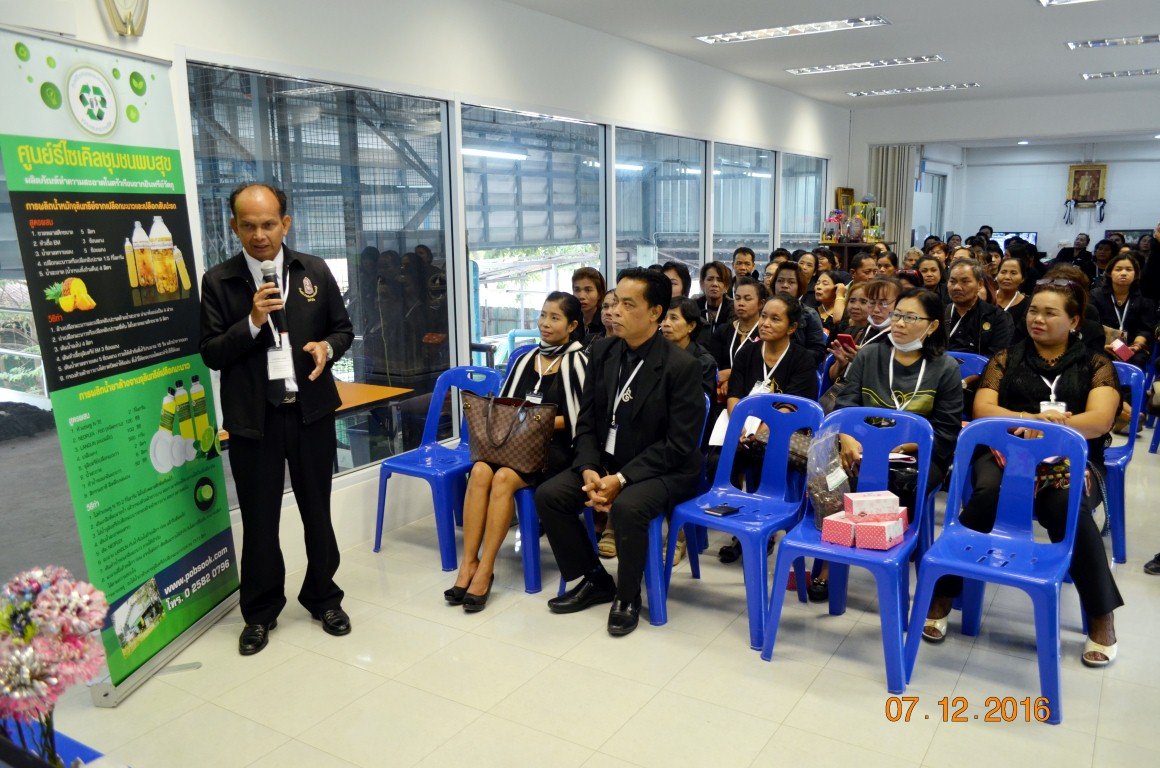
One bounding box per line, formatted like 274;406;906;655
200;182;354;655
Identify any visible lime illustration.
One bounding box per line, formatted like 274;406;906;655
126;104;140;122
40;82;62;110
14;42;29;61
26;75;32;83
46;56;56;68
198;426;214;454
129;71;146;96
193;477;217;512
112;67;121;79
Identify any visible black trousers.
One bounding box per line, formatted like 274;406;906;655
934;452;1123;618
228;404;343;624
536;468;682;602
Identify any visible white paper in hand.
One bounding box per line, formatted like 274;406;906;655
707;410;729;447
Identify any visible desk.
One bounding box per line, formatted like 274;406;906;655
219;381;413;445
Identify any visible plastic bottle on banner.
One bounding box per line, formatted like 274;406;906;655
124;238;138;289
149;387;177;473
190;375;210;449
173;379;194;440
174;245;192;291
131;221;153;287
149;216;178;295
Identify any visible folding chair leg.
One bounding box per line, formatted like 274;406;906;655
373;468;391;552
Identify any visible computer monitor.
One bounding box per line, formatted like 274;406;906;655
991;231;1037;248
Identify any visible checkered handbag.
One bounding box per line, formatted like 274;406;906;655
462;392;558;475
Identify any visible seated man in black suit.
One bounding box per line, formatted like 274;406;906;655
536;267;705;636
944;258;1014;357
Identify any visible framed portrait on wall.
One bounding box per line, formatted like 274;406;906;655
835;187;854;211
1067;164;1107;207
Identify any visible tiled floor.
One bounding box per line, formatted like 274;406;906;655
57;438;1160;768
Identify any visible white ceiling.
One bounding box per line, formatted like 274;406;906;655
503;0;1160;108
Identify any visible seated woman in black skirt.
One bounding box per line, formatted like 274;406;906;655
445;292;588;611
922;278;1123;667
716;293;818;563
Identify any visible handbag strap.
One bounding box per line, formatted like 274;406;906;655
484;395;527;448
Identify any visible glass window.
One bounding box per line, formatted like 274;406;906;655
713;143;773;263
779;153;827;251
187;63;452;474
461;106;603;363
615;128;704;276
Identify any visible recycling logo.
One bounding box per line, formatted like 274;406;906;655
66;66;117;136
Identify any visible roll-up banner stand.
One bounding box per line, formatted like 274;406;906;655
0;26;239;707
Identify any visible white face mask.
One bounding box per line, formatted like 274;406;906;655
868;314;892;329
890;335;925;352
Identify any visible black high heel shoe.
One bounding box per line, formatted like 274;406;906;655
444;584;468;605
462;575;494;613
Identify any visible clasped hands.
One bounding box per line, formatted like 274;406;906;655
1012;408;1072;440
581;469;622;513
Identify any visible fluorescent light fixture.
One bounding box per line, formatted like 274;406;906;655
1082;67;1160;80
847;82;981;97
615;162;644;172
1018;140;1030;145
1154;134;1160;139
788;54;943;76
746;171;773;179
697;15;889;45
1039;0;1103;6
1068;34;1160;50
462;147;527;161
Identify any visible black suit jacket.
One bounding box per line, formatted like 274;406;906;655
199;248;354;439
572;334;704;493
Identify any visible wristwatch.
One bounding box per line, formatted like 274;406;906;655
323;341;334;361
615;472;628;489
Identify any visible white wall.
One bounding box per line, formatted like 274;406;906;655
23;0;852;553
957;142;1160;254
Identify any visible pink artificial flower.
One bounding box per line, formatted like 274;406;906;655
0;641;63;721
31;579;108;637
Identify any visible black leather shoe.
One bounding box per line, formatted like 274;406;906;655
547;577;615;614
239;620;276;655
444;585;468;605
607;596;641;637
311;607;351;636
462;575;494;613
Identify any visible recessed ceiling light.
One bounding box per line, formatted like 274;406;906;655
615;163;644;172
462;147;527;161
1039;0;1104;6
847;82;981;98
787;54;944;76
1018;140;1030;145
1082;67;1160;80
1154;134;1160;139
1068;34;1160;50
697;15;890;45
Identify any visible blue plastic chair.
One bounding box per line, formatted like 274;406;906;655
761;408;933;693
817;353;836;399
1106;361;1142;564
903;418;1088;725
948;351;988;420
664;394;824;649
373;366;504;570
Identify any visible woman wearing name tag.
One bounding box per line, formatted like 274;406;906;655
1090;251;1155;370
921;278;1123;667
710;277;768;403
445;292;588;612
715;293;818;564
822;289;963;601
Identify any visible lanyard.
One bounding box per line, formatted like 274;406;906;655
610;359;645;427
729;322;758;367
1002;292;1021;311
888;349;927;411
863;325;892;345
1113;299;1130;331
706;300;723;326
948;311;965;339
532;352;563;394
1040;375;1061;403
761;342;790;388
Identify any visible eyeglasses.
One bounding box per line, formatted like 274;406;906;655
868;299;895;309
889;311;931;325
1035;278;1079;290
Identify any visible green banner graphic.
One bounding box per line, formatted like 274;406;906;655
0;29;238;687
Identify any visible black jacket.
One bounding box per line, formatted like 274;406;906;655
945;300;1014;357
572;334;704;492
200;249;354;439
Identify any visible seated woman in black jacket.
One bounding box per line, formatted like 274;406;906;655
662;297;718;401
1089;251;1155;370
922;279;1123;667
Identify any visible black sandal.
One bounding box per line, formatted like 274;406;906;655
807;577;829;603
718;537;741;563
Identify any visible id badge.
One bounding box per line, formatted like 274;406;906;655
749;380;771;395
604;424;618;454
525;391;543;405
267;346;294;380
1040;400;1066;414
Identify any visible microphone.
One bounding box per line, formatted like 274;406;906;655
259;261;288;336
